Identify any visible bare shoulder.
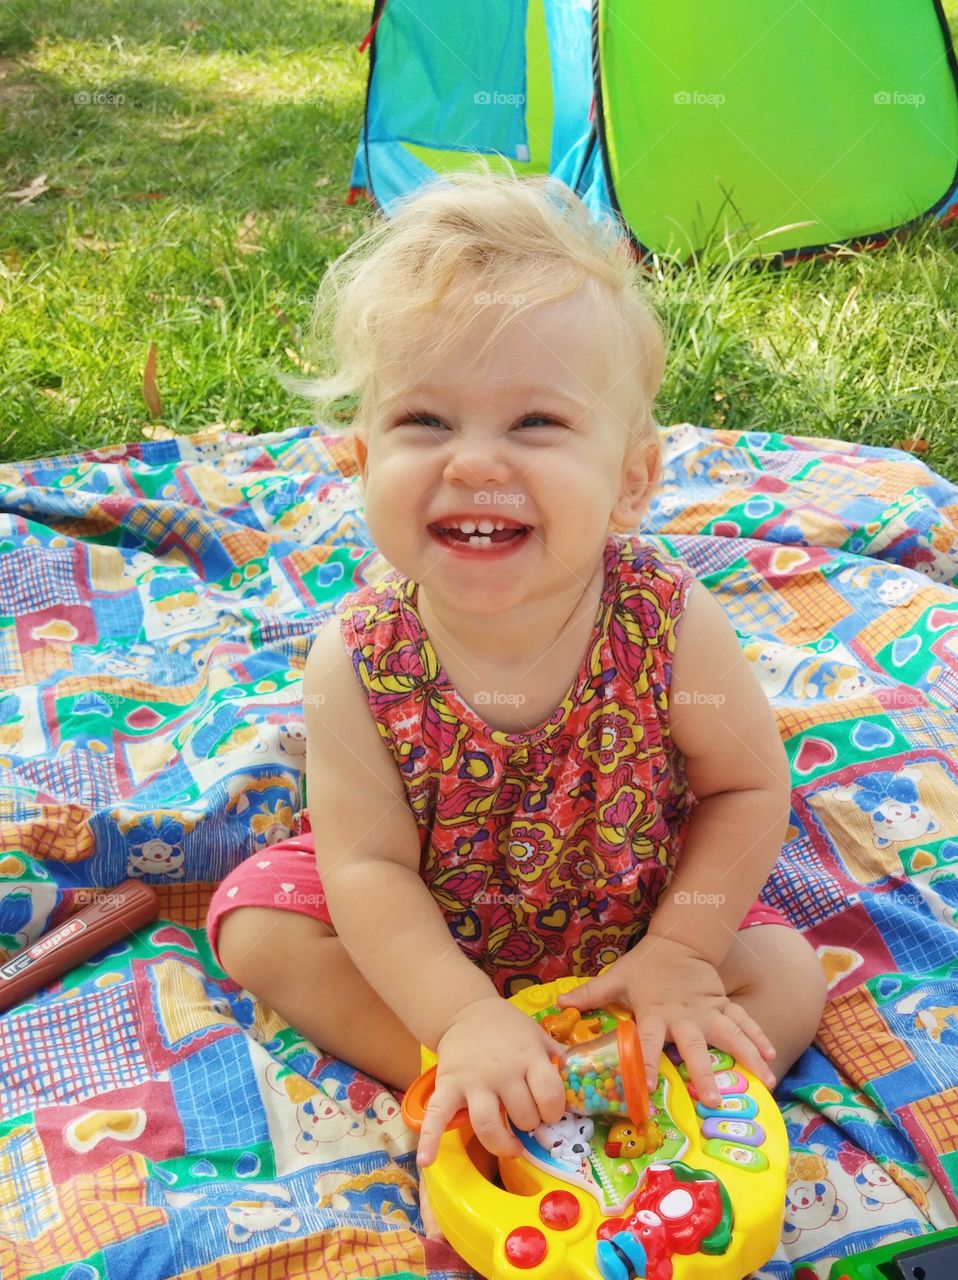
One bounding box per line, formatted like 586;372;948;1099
303;614;419;873
670;580;790;794
304;612;358;699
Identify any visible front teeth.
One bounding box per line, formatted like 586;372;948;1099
443;519;509;533
436;517;519;547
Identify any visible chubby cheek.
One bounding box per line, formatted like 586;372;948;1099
361;467;428;559
539;464;617;534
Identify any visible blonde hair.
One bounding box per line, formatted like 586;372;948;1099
289;163;666;446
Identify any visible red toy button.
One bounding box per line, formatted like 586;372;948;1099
504;1226;548;1268
539;1190;581;1229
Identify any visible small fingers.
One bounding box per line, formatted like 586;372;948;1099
526;1055;566;1126
417;1079;464;1168
500;1077;547;1135
724;1002;777;1061
673;1020;722;1107
712;1005;777;1090
468;1090;523;1160
637;1012;667;1094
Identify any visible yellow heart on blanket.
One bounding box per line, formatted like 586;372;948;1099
812;1086;843;1105
770;547;809;575
33;619;77;642
68;1108;146;1152
93;972;124;990
817;946;863;989
910;848;936;872
0;855;25;877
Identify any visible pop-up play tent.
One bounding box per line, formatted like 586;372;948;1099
349;0;958;260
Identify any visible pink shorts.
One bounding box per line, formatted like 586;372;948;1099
207;828;793;970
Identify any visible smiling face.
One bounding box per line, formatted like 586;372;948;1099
351;289;660;620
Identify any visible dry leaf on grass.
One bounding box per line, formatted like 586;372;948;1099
73;235;124;253
142;343;162;420
3;174;51;205
272;305;299;342
283;346;317;373
235;211;263;255
895;437;929;454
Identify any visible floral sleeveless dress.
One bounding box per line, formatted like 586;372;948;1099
336;535;696;998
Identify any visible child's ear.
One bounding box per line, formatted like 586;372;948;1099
611;433;662;531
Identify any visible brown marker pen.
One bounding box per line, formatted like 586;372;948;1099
0;879;160;1013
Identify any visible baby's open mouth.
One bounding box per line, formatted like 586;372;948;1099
429;517;530;549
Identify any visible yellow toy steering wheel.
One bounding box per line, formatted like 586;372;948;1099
402;976;787;1280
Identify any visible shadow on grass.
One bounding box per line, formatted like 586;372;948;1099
1;60;364;248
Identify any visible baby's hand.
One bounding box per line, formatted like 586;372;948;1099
558;938;777;1107
416;995;566;1168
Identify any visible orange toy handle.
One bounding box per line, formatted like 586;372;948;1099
617;1019;650;1124
400;1065;472;1132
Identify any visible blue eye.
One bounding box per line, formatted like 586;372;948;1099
399;414;446;428
517;415;558;429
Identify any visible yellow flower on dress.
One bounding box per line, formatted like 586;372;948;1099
576;702;645;774
571;923;634;977
501;819;560;886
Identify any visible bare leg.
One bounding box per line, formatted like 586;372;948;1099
215;906;423;1091
717;924;828;1083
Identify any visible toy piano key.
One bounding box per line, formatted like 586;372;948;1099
676;1049;734;1081
685;1069;749;1100
694;1093;759;1120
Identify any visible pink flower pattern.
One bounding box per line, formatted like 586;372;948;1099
338;536;695;998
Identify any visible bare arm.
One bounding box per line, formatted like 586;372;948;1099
646;579;792;966
304;617;496;1051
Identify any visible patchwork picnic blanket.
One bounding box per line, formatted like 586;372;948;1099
0;421;956;1280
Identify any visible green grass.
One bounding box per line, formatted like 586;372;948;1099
2;0;958;478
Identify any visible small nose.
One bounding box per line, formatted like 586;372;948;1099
442;432;511;488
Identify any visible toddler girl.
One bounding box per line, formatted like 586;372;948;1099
207;169;827;1173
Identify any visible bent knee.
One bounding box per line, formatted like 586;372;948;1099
215;906;334;991
776;928;829;1030
214;907;275;987
731;925;828;1022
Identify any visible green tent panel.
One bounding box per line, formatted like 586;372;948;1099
599;0;958;257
